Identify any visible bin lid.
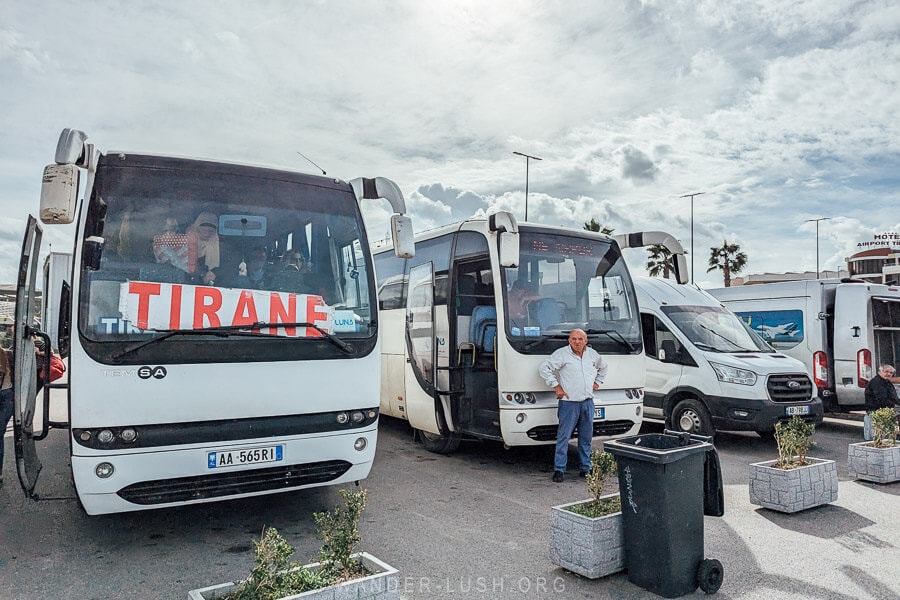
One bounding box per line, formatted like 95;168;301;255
604;433;712;464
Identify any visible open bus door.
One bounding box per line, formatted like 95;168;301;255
405;262;460;453
13;215;45;497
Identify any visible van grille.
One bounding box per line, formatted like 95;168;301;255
767;374;813;402
117;460;351;505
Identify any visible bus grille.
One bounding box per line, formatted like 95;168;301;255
767;374;814;402
117;460;352;505
526;420;636;442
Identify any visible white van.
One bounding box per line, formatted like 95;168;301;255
635;277;822;437
709;278;900;412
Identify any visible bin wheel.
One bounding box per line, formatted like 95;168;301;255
697;558;723;594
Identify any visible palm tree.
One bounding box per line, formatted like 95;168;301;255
584;218;614;235
647;244;677;279
707;240;748;287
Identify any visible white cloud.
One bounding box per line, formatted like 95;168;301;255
1;0;899;287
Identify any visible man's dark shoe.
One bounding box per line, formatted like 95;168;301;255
579;470;589;478
552;471;564;483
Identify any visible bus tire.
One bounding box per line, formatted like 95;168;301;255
417;429;461;454
668;398;714;438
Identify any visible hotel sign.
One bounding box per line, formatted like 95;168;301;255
857;233;900;248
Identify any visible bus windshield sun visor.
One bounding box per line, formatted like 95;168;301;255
112;321;355;359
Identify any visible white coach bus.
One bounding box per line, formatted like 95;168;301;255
13;128;413;514
372;213;687;453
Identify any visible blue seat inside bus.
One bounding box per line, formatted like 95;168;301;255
470;305;496;352
529;298;562;329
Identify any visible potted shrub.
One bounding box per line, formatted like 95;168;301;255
849;407;900;483
549;449;624;578
187;489;399;600
749;416;838;513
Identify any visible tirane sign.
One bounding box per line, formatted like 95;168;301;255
118;281;333;337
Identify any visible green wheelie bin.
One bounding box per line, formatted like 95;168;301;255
604;430;724;597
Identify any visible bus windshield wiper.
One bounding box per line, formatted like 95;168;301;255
113;321;354;358
522;332;569;350
584;328;636;352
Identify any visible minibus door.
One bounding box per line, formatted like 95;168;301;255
13;216;45;497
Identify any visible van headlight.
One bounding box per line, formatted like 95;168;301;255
709;362;756;386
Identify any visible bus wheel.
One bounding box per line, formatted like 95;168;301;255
669;398;714;437
418;429;461;454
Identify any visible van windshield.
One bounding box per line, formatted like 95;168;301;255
661;305;772;353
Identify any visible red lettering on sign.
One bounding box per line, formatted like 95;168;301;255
232;290;259;329
306;295;326;337
128;281;162;330
270;293;297;336
193;287;223;328
169;284;183;329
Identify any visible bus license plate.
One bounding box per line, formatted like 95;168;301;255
208;445;284;469
594;407;605;420
786;406;810;416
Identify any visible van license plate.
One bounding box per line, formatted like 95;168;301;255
594;407;605;420
785;406;810;416
208;445;284;469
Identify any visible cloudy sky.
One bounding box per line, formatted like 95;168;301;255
2;0;899;289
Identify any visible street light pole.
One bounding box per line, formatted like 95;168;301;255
806;217;831;278
513;151;542;222
680;192;704;284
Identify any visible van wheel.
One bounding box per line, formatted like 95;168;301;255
669;399;714;437
417;429;461;454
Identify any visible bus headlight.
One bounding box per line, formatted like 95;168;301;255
351;411;365;424
515;413;526;423
354;437;368;451
120;428;137;443
527;393;537;404
513;393;525;404
336;412;350;424
97;430;115;444
95;462;115;478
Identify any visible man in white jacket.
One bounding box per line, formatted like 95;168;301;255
539;329;608;482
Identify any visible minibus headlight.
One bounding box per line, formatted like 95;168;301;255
513;393;525;404
354;437;368;451
97;429;115;444
336;412;350;424
351;411;365;423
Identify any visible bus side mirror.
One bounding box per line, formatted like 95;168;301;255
498;232;519;267
391;214;415;259
673;254;689;284
40;163;79;225
660;339;677;363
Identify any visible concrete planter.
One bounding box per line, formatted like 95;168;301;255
749;458;838;513
848;441;900;484
549;494;624;579
187;552;399;600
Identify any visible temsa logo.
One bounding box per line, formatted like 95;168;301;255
137;366;168;380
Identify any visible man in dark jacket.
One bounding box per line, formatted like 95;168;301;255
864;364;900;410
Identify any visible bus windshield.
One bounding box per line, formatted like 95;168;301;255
502;229;642;355
661;304;772;353
79;154;376;364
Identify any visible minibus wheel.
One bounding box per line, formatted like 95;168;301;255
418;429;461;454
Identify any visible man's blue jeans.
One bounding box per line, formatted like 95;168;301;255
555;397;595;473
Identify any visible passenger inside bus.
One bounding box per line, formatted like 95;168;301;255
187;211;220;286
508;279;539;324
268;249;316;295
